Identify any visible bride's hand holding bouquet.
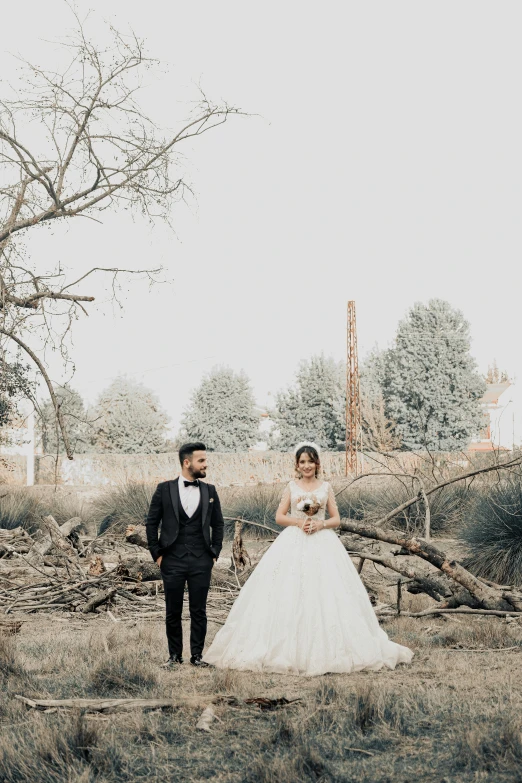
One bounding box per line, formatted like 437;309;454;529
296;495;322;535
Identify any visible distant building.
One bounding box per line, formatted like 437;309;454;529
469;381;521;452
250;409;274;451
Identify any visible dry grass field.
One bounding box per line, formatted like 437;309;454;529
2;588;522;783
2;470;522;783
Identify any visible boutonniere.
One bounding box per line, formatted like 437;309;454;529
209;498;214;503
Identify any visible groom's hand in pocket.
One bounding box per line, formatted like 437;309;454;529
157;556;163;567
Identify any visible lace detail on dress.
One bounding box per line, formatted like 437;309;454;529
327;483;339;518
278;483;291;511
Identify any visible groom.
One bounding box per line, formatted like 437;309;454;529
145;442;224;667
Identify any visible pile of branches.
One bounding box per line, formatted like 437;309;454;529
0;517;238;626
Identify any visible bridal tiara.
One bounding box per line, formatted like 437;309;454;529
293;441;321;456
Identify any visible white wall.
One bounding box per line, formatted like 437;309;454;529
489;384;522;449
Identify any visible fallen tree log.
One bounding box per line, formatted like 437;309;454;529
378;607;522;619
81;587;116;614
15;695;213;713
16;693;298;715
339;518;517;612
59;517;83;538
341;541;485;609
342;546;452;603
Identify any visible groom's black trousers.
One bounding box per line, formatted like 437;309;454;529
160;551;213;657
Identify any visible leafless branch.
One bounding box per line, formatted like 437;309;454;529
0;10;243;453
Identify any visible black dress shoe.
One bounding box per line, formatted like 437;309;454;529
190;654;210;668
162;654;183;667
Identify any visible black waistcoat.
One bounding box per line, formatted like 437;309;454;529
170;494;206;558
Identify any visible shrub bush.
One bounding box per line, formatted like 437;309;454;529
0;487;95;533
92;481;156;534
220;483;282;538
336;478;473;535
459;477;522;586
0;488;45;531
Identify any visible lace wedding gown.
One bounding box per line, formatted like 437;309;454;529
204;480;414;676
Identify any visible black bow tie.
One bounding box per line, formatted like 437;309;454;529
183;479;200;488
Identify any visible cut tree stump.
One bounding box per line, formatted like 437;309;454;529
88;555;106;576
232;521;251;572
125;525;148;549
116;559;161;582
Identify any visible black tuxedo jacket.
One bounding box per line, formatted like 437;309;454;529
145;478;224;563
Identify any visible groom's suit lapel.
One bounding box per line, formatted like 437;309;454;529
200;480;209;529
169;478;180;524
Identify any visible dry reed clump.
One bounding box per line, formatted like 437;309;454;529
0;488;45;532
0;711;129;783
92;480;156;534
0;486;96;535
0;635;35;703
336;478;474;536
220;483;282;538
210;666;243;695
459;476;522;587
425;618;522;650
88;651;158;697
454;711;522;773
0;634;21;679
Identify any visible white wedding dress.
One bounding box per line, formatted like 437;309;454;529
204;480;414;676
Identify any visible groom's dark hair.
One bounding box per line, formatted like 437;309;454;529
179;442;206;466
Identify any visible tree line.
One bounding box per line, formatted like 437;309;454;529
16;298;497;456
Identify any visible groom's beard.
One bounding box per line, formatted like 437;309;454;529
189;468;207;479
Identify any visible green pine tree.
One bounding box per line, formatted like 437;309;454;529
383;299;485;451
271;354;345;450
38;385;91;455
181;367;259;452
92;377;169;454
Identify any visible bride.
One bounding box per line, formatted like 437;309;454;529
204;442;413;676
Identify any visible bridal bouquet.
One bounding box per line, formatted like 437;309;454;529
296;494;321;517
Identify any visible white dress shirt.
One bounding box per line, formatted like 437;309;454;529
178;475;201;518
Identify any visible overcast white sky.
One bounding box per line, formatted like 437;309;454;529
2;1;522;433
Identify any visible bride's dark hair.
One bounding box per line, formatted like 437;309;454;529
295;445;321;478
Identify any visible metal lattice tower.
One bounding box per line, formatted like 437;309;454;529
346;301;362;476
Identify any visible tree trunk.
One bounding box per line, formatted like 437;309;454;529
339;518;515;612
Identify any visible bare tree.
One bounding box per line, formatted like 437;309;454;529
0;9;241;457
360;388;401;452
